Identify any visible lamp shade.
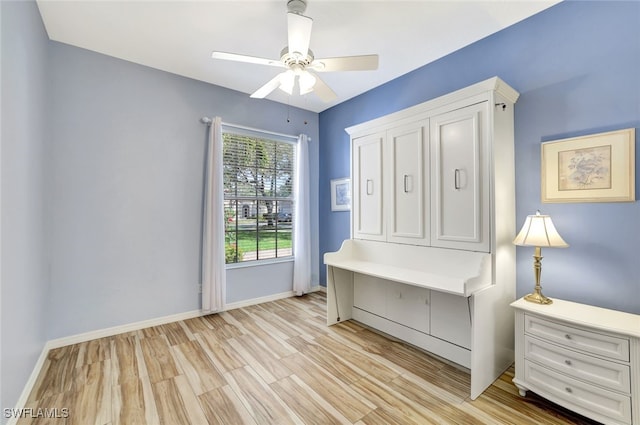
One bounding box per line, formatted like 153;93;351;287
513;211;568;248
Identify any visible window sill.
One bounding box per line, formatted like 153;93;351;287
225;256;294;270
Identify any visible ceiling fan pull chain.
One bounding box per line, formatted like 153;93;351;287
287;97;291;123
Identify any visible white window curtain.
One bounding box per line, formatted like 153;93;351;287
201;117;225;312
293;134;311;296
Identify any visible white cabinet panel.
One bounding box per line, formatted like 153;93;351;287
387;121;429;245
386;281;430;334
430;291;471;349
353;274;387;316
353;133;385;241
430;102;489;252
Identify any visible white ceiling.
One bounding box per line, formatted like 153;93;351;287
36;0;560;113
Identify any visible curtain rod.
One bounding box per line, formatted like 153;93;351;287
200;117;304;142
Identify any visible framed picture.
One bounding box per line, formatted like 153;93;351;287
330;178;351;211
541;128;635;203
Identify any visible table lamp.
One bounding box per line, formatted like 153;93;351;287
513;211;568;304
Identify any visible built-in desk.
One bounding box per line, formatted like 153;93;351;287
324;239;515;400
324;239;492;297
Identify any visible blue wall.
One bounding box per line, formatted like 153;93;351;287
1;0;51;415
319;1;640;314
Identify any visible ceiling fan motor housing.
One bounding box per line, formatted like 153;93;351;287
280;47;314;68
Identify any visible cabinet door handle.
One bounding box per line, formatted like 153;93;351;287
565;334;572;340
454;168;461;190
564;359;572;366
565;387;573;394
403;174;410;193
366;179;373;195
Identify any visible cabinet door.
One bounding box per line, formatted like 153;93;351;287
386;281;430;334
387;121;430;245
430;291;471;349
353;274;387;317
352;133;385;241
430;102;490;252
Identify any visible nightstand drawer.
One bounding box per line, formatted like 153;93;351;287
525;314;629;361
525;360;632;425
525;335;631;393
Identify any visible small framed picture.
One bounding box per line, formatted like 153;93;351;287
330;178;351;211
541;128;635;203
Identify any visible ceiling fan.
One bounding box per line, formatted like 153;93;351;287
211;0;379;102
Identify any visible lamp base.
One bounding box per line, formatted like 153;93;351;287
524;291;553;305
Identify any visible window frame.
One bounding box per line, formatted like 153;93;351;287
221;124;298;268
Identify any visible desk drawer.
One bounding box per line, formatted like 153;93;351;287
525;360;632;425
525;335;631;393
525;314;629;361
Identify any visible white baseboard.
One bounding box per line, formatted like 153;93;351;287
46;309;205;350
8;286;325;424
224;290;297;311
6;346;50;425
224;285;324;310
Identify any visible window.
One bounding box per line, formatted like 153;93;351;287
222;128;295;264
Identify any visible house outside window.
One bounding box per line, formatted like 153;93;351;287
222;129;295;264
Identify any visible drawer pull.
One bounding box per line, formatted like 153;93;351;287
564;334;572;340
564;359;572;366
565;387;573;394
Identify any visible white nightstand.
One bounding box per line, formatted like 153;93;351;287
511;297;640;425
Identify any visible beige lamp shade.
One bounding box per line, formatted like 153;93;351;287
513;211;569;248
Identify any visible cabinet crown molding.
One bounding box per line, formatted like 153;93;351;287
346;76;519;137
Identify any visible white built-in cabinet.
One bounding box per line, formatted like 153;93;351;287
325;77;520;400
351;103;490;251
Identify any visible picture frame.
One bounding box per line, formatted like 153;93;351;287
330;178;351;211
541;128;635;203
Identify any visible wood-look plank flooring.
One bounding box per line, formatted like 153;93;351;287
19;292;599;424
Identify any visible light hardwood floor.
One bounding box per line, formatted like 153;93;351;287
18;292;599;425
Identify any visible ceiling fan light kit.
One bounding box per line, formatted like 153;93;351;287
211;0;378;102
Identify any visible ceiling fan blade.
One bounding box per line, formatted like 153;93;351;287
211;51;284;68
250;73;287;99
311;55;379;72
310;72;337;102
287;12;313;58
